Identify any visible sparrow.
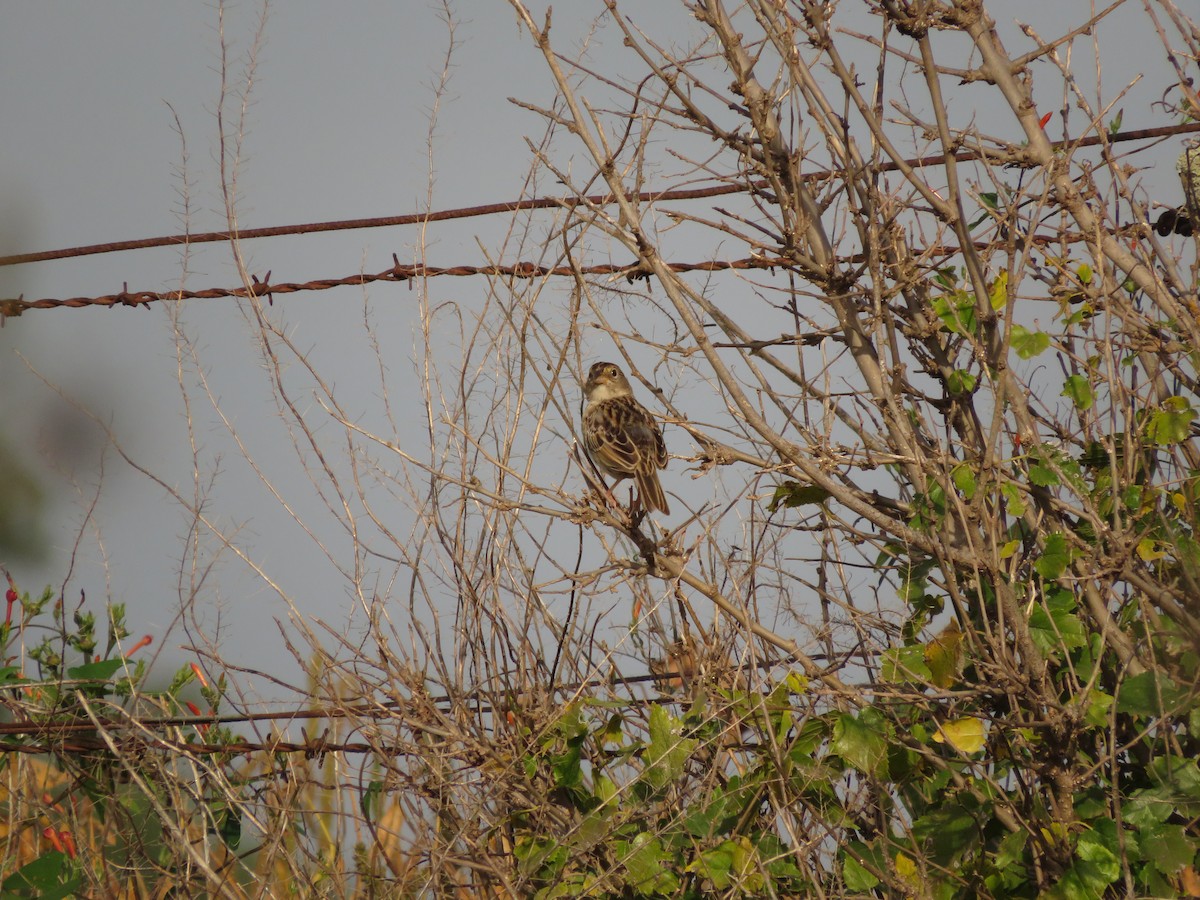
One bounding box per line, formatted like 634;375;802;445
582;361;670;515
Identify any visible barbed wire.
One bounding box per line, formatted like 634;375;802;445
2;122;1194;319
0;256;793;318
0;216;1153;320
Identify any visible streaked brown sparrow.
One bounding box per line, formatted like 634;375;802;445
582;361;670;515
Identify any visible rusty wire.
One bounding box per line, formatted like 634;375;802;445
1;121;1196;321
1;121;1195;271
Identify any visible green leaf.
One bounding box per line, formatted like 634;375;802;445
989;271;1009;310
925;620;963;688
1108;108;1123;135
692;842;734;890
645;705;697;790
1077;263;1093;285
912;803;981;867
595;773;618;806
66;657;125;681
1029;588;1087;655
1034;533;1072;580
682;781;754;838
359;780;383;821
1147;396;1196;445
1028;464;1059;487
1001;482;1026;516
1062;375;1093;411
1010;324;1050;359
933;267;958;290
1116;671;1188;717
1047;824;1121;898
1083;690;1114;728
947;370;977;394
1;853;74;896
1141;823;1195;875
216;801;242;849
789;717;831;757
832;709;888;777
551;741;582;790
952;464;977;499
597;712;624;747
1148;756;1200;802
768;481;832;511
515;835;569;881
842;845;881;891
995;829;1028;869
620;832;680;896
1123;790;1174;829
932;290;977;335
882;645;933;684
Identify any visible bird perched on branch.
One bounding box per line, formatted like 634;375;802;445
582;361;670;515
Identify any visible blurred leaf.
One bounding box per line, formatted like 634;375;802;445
1;853;77;898
932;717;985;754
1147;397;1196;446
360;780;383;821
883;645;933;684
1116;671;1187;716
1141;823;1195;875
1029;588;1087;655
66;658;126;681
768;481;832;511
620;832;680;895
0;435;47;562
1010;324;1050;359
932;290;977;335
645;705;697;790
912;803;980;866
989;271;1009;310
952;465;977;499
947;369;977;394
1034;533;1072;580
1084;690;1114;728
1062;375;1093;411
925;620;963;688
1137;539;1166;562
842;845;881;891
1028;464;1059;487
832;710;888;777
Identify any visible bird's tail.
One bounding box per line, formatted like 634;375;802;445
637;473;670;515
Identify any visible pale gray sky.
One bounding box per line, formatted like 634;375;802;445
0;2;1184;696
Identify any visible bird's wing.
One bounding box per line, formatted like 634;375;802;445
585;398;664;476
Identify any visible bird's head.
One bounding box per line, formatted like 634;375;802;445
584;361;633;402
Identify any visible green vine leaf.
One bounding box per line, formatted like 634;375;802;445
1010;324;1050;359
